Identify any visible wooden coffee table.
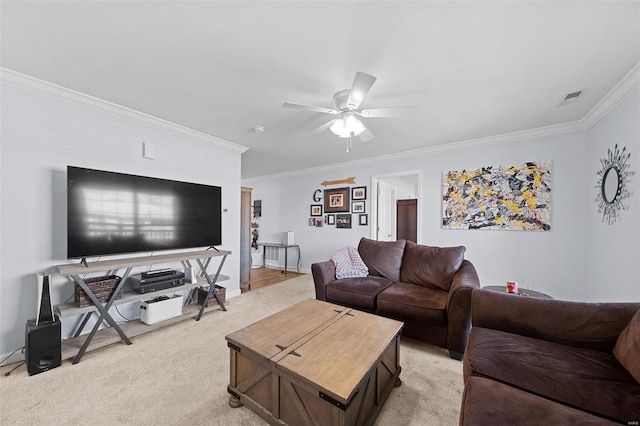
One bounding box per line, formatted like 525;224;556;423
225;299;403;426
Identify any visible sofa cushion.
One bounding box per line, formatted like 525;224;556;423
399;241;465;291
465;327;640;423
325;276;394;312
357;238;406;282
613;308;640;383
377;282;447;325
460;377;619;426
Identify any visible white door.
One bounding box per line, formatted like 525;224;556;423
377;180;397;241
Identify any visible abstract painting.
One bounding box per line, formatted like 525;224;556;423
442;161;551;231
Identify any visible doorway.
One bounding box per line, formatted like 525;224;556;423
371;170;422;243
397;199;418;242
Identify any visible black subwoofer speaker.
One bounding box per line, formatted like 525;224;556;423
25;317;61;376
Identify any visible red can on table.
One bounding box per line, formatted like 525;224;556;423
507;281;519;293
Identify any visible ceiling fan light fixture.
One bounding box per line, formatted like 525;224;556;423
330;112;365;138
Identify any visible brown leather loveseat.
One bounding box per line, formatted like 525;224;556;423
311;237;480;359
461;289;640;425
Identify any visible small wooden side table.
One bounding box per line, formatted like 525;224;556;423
483;285;553;299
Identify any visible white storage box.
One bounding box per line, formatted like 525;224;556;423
283;231;294;245
140;295;183;325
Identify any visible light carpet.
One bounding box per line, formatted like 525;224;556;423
0;274;463;425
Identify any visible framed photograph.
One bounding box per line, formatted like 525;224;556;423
326;214;336;225
308;218;316;226
336;214;352;229
315;219;324;227
310;204;322;216
352;201;365;213
359;214;368;226
324;187;350;213
352;186;367;200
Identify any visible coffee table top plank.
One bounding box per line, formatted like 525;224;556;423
277;309;403;404
225;299;345;359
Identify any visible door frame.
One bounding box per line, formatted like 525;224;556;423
370;170;422;244
376;179;397;241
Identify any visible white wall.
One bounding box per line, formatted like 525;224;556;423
0;82;244;360
381;176;417;199
244;91;639;304
586;88;640;302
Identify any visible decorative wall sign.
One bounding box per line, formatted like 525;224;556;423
326;214;336;225
321;177;356;186
595;144;634;225
312;189;322;202
324;187;350;213
442;161;552;231
336;214;352;228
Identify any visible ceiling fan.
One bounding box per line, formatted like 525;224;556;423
282;72;418;152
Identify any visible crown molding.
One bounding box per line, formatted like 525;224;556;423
4;61;636;182
242;119;585;183
582;62;640;129
0;67;249;154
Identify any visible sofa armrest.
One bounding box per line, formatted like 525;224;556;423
311;261;336;301
446;260;481;354
472;289;640;352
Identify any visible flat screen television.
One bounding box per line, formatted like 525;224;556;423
67;166;222;259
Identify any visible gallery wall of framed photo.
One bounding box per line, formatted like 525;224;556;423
308;185;368;229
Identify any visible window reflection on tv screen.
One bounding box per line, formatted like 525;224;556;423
67;166;222;258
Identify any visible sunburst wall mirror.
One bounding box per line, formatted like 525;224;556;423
595;144;634;225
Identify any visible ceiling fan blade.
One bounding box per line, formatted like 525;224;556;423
358;126;375;143
346;72;377;109
359;105;419;118
311;119;336;135
282;102;339;115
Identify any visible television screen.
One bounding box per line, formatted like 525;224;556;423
67;166;222;259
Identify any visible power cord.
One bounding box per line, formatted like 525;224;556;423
1;346;26;376
114;305;132;322
0;346;25;367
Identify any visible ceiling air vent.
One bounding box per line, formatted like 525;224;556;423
559;90;584;106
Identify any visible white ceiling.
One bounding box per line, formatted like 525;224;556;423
1;1;639;179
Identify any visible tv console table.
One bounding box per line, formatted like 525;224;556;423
55;249;230;364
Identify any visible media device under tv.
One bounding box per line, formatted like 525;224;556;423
127;270;185;294
67;166;222;259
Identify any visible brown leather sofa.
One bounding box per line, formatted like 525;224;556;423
311;237;480;359
461;289;640;425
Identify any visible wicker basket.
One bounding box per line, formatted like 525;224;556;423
197;286;226;307
75;275;122;307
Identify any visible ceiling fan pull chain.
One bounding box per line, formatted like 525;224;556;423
347;134;354;152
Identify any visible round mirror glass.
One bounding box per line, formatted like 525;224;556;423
602;166;620;204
